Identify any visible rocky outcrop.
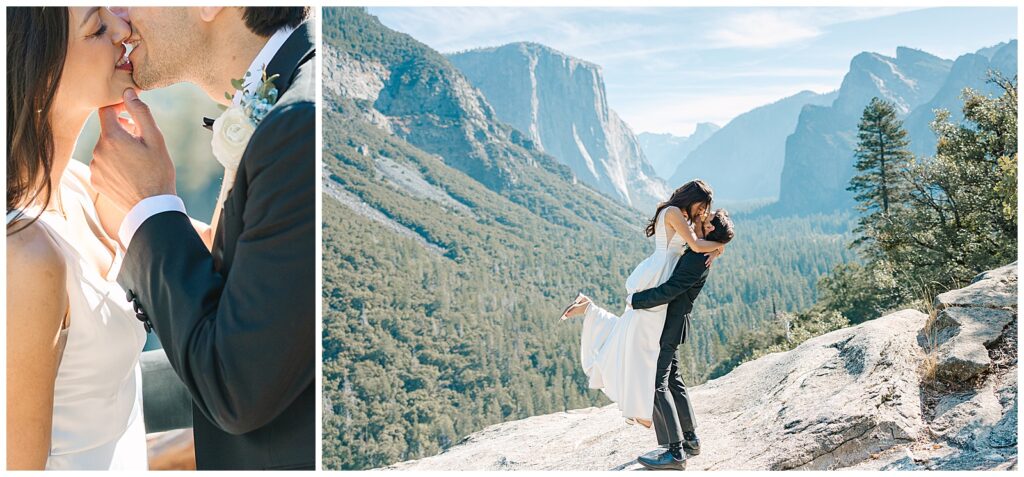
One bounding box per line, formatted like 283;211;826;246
388;264;1018;471
449;42;669;210
912;263;1018;470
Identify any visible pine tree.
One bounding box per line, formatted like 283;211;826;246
848;97;913;255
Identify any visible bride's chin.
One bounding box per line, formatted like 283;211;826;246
105;78;139;103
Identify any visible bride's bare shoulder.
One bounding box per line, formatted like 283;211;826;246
663;205;687;222
7;221;66;291
7;221;68;362
662;206;694;236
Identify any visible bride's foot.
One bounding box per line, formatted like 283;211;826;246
559;292;591;320
625;417;653;429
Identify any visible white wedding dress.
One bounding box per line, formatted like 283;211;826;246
580;207;687;419
7;161;149;470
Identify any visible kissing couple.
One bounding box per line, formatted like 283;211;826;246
7;7;314;470
560;179;735;470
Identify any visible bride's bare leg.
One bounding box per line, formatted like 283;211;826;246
564;298;590;318
626;417;653;429
559;293;592;320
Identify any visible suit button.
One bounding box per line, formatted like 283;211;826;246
126;289;136;302
135;312;153;334
132;299;143;314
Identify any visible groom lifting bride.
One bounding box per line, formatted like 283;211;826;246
560;180;736;471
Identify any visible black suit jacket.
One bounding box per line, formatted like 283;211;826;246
630;250;710;346
118;23;315;470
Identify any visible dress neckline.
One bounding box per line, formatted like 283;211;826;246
9;177;124;283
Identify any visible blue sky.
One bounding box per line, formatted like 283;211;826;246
370;7;1017;136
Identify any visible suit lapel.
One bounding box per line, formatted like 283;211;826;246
264;22;315;97
212;22;315;268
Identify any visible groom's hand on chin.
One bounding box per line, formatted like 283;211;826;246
90;88;176;213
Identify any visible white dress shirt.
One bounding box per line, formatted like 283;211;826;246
117;26;297;248
232;26;296;107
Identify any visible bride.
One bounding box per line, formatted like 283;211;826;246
6;7;211;470
559;180;725;428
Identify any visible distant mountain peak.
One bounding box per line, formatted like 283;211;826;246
895;45;948;63
693;122;721;135
452;41;603;73
661;89;834;200
774;40;1013;215
975;39;1016;60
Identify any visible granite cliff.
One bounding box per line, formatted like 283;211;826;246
449;42;669;210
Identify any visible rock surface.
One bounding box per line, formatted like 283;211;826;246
935;262;1018;310
388;264;1018;471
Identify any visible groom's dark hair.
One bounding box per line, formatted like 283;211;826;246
705;209;735;244
242;7;310;37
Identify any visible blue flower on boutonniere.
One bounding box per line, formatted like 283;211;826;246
211;68;280;171
239;69;279;125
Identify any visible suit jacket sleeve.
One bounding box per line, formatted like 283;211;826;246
118;101;315;435
631;252;708;310
686;277;707;309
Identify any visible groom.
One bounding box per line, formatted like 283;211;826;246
627;209;735;471
89;7;314;470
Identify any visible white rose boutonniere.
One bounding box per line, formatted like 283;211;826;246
211;106;255;169
209;68;281;232
211;69;280;171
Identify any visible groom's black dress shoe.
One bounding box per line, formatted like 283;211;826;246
638;448;686;471
682;431;701;456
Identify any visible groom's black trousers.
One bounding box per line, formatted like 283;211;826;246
652;315;697;446
630;251;711;446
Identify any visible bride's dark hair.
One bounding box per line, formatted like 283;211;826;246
6;7;69;233
645;179;714;237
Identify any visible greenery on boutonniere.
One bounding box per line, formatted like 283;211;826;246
222;68;281;126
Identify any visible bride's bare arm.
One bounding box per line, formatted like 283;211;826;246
664;206;723;253
6;224;69;470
